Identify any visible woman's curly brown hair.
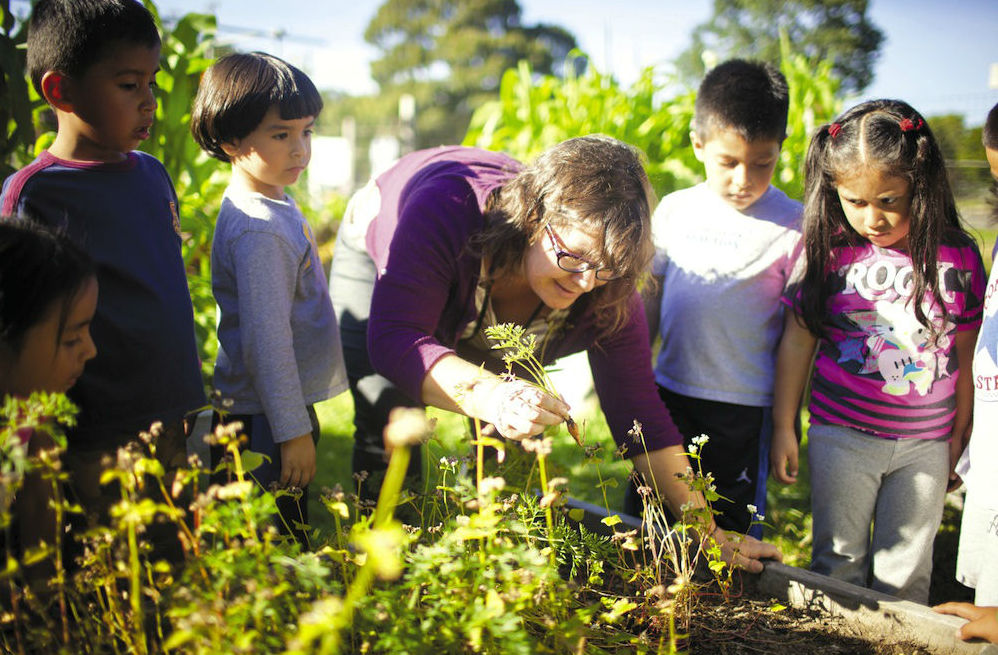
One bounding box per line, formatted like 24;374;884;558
473;135;656;336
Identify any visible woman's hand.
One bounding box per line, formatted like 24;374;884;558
630;447;782;574
710;526;782;574
475;378;570;441
421;355;570;439
934;602;998;643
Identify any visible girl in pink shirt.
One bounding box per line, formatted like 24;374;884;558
771;99;985;603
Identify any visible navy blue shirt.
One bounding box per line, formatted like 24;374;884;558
1;150;205;443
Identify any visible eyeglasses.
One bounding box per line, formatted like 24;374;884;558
543;223;623;281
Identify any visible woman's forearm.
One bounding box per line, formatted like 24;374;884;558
420;353;502;416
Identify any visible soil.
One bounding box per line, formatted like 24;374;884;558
675;494;975;654
681;586;933;655
569;493;976;654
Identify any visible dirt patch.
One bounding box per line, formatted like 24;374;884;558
681;588;933;655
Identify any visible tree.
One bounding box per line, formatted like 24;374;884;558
674;0;883;94
365;0;578;148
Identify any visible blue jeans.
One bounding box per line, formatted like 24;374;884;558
211;407;319;546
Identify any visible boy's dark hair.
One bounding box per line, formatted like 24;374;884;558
191;52;323;162
693;59;790;143
0;219;95;354
983;102;998;150
797;98;969;341
26;0;160;97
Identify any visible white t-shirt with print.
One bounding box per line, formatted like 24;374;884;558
652;183;802;406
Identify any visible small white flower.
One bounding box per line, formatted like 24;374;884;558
687;444;697;453
746;504;758;516
522;437;552;456
384;407;430;448
692;434;709;447
477;476;506;495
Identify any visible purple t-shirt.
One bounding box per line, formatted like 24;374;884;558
794;241;984;440
363;146;682;453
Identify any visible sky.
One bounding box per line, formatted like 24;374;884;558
11;0;998;124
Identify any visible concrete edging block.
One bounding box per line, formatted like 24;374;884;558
757;560;998;655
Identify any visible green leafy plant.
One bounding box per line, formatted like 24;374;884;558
775;30;842;201
0;392;77;649
0;369;795;655
0;0;41;179
465;43;842;203
481;322;757;653
464;54;700;199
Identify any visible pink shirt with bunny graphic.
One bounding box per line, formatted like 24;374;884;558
793;239;985;440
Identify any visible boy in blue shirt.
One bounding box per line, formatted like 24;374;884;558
1;0;205;522
643;60;802;537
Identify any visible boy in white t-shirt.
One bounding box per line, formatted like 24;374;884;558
643;59;802;536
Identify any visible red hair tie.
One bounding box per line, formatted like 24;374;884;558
828;123;842;138
899;117;924;132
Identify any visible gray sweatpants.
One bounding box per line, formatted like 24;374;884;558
808;422;948;604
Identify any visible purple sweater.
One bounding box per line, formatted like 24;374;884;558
365;146;681;453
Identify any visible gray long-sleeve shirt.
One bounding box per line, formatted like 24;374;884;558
212;186;347;442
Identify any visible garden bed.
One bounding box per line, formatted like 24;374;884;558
756;562;998;655
565;496;998;655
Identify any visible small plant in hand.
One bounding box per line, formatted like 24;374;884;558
484;323;583;445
